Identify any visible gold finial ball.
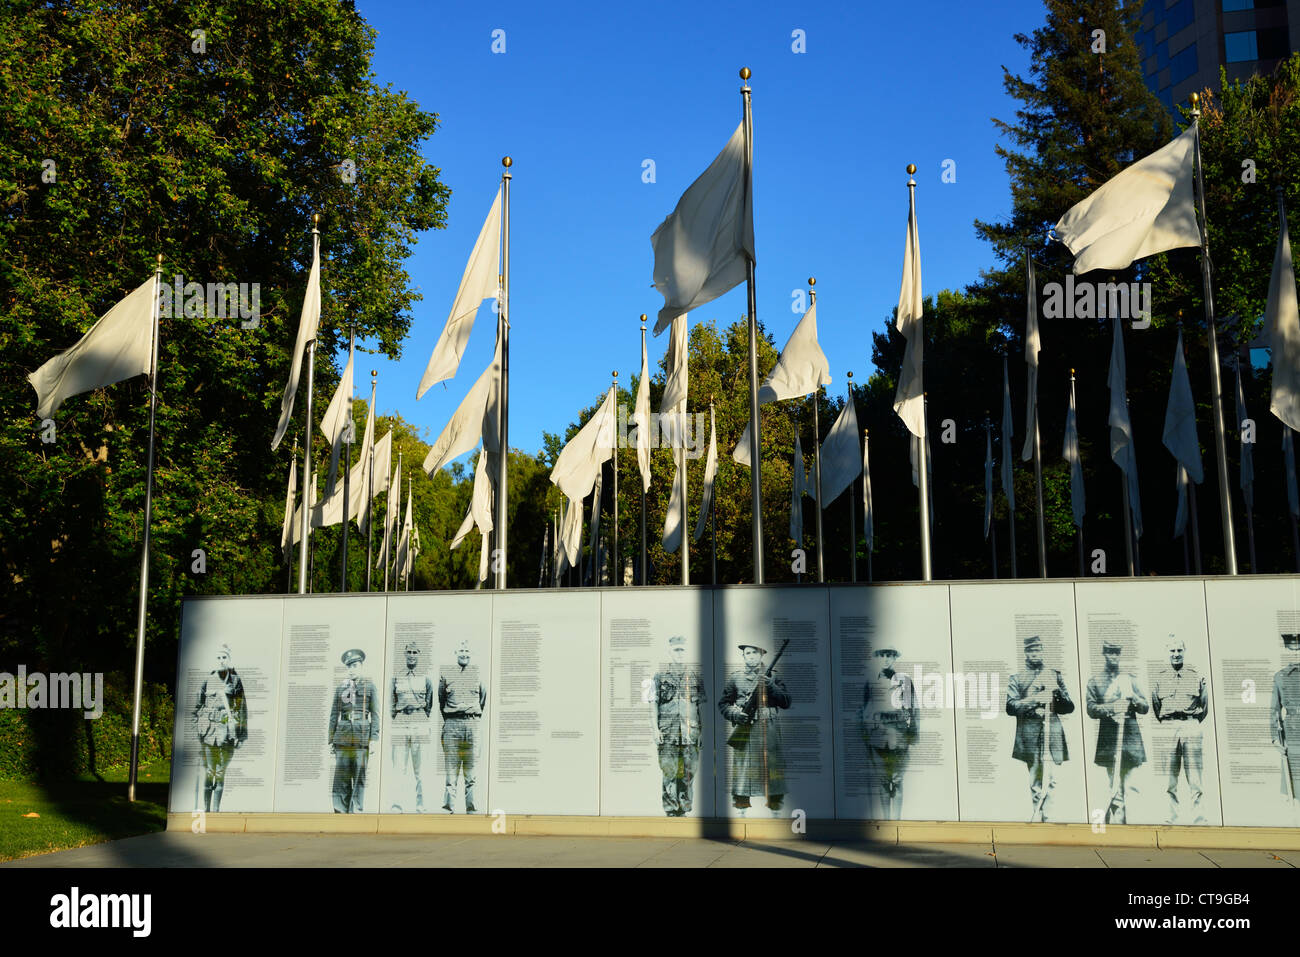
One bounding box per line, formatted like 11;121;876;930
907;164;917;175
313;212;320;225
847;370;854;379
808;277;816;287
612;370;618;378
1190;92;1199;106
1070;368;1075;375
740;67;751;80
371;369;379;377
502;156;512;168
156;253;163;266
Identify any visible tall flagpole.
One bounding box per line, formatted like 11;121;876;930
1002;355;1018;579
847;372;857;582
365;371;377;591
741;67;764;584
298;214;320;594
1070;373;1085;577
1176;322;1204;574
864;428;874;583
710;398;718;585
810;278;825;583
639;317;649;586
496;156;512;589
909;165;932;582
340;327;354;592
679;420;689;586
1191;92;1238;574
1028;250;1047;578
287;437;298;593
985;417;999;578
612;370;619;585
128;254;164;802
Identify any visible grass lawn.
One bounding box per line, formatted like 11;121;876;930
0;759;171;862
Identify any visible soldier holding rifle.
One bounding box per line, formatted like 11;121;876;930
719;638;792;816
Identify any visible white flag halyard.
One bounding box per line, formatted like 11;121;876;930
319;340;356;498
280;455;298;560
650;123;754;335
1063;381;1086;529
29;276;158;418
550;388;618;503
1053;123;1201;275
1268;191;1300;431
818;398;862;507
1108;316;1143;537
693;406;717;542
272;231;322;450
893;182;925;439
1021;254;1040;462
418;188;503;397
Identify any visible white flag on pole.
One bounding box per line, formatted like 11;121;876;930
1064;382;1085;529
634;331;652;492
291;471;320;546
587;468;604;579
423;331;503;475
316;398;374;528
1268;199;1300;431
1053;124;1201;275
693;406;717;542
1162;329;1204;483
319;341;355;498
818;398;862;507
650;123;753;335
1236;361;1254;510
551;388;618;502
1001;359;1016;512
894;183;925;438
863;433;874;554
560;494;584;570
272;235;321;450
1021;255;1040;462
1174;463;1191;538
30;277;156;419
662;454;686;555
376;463;400;570
1109;316;1143;537
790;435;806;543
280;455;298;560
418;188;502;396
370;430;393;498
451;449;495;582
734;303;831;465
659;311;690;417
396;487;413;580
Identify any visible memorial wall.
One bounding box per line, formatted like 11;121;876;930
169;578;1300;826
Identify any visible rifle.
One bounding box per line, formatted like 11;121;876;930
727;639;791;750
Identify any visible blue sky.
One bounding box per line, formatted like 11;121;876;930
356;0;1047;458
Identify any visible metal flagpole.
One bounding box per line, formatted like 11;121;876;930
1027;249;1047;578
612;370;619;585
1191;92;1238;574
298;215;320;594
1121;470;1135;576
741;67;764;584
986;418;998;578
1237;358;1258;574
388;452;401;592
810;279;825;583
864;428;874;583
639;319;649;586
679;423;689;585
340;329;354;592
848;372;857;582
287;437;297;593
711;409;718;586
496;156;512;589
1070;372;1085;577
366;371;377;591
1176;324;1204;574
128;254;164;802
910;166;932;582
1003;356;1018;579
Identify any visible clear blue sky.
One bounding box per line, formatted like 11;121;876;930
356;0;1046;460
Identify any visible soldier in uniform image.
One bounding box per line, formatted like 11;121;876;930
390;641;434;812
719;639;792;816
1150;634;1207;824
1085;639;1148;824
1006;635;1074;822
860;645;917;821
1270;632;1300;820
650;635;706;816
328;649;380;814
438;639;486;813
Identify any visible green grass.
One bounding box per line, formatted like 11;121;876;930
0;760;171;862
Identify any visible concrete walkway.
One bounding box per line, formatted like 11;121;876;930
5;832;1298;868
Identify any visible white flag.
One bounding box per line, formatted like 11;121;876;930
272;235;322;450
1284;428;1299;519
1053;123;1200;275
1174;463;1191;538
587;468;604;579
734;303;832;465
291;471;320;546
370;430;393;498
693;406;717;542
316;398;374;528
1109;316;1143;537
662;454;686;555
551;388;617;502
30;276;156;419
423;331;503;475
1162;330;1204;483
451;449;495;583
1268;199;1300;431
396;487;413;579
280;455;298;560
818;398;862;507
319;341;355;498
1064;383;1085;529
1021;255;1040;462
634;331;652;492
790;435;806;543
418;188;503;396
650;123;753;335
659;311;689;417
863;434;874;554
1236;361;1254;510
376;463;400;570
560;494;584;569
893;183;925;438
1001;359;1016;512
984;429;994;539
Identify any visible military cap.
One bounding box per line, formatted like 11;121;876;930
737;639;770;655
1101;640;1122;654
668;635;687;648
404;641;420;654
1283;633;1300;648
456;638;472;652
1023;635;1043;651
341;648;366;666
873;646;900;657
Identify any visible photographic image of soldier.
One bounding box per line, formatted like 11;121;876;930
191;643;249;813
650;634;707;817
1006;634;1075;822
390;640;434;812
719;638;792;816
328;648;380;814
1150;634;1208;824
1270;632;1300;824
1085;640;1149;824
860;645;917;820
439;639;486;813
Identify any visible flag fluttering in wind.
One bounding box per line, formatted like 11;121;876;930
693;406;717;542
291;471;320;547
1162;330;1204;484
319;341;355;498
659;311;690;417
423;332;503;475
734;303;831;465
586;468;605;582
818;399;862;507
634;330;652;492
272;235;322;450
280;455;298;560
1063;382;1085;529
1268;194;1300;431
559;494;583;573
790;435;806;543
30;277;158;418
1021;255;1040;462
550;388;618;502
894;190;925;438
1108;317;1143;537
396;487;413;580
418;189;502;396
662;456;687;555
316;397;373;528
1001;359;1015;512
984;429;994;540
451;449;495;583
650;123;754;335
376;463;400;571
862;434;874;554
368;430;394;508
1053;124;1201;275
1236;361;1254;511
